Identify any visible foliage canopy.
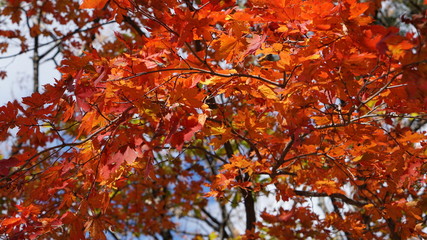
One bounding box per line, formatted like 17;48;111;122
0;0;427;239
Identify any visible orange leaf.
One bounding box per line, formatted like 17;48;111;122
80;0;108;9
2;217;22;226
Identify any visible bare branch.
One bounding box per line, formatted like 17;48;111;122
294;190;367;207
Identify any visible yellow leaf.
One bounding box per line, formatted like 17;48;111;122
315;180;336;187
352;155;363;162
258;84;277;100
299;53;321;62
364;203;374;209
210;126;227;135
277;25;288;32
200;76;220;85
209;232;219;240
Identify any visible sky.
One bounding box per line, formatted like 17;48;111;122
0;50;60;105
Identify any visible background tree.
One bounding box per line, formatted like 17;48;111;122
0;0;426;239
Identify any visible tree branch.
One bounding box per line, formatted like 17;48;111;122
271;135;294;177
294;190;367;207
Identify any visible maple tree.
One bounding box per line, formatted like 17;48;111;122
0;0;427;239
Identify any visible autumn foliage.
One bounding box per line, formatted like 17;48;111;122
0;0;427;239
